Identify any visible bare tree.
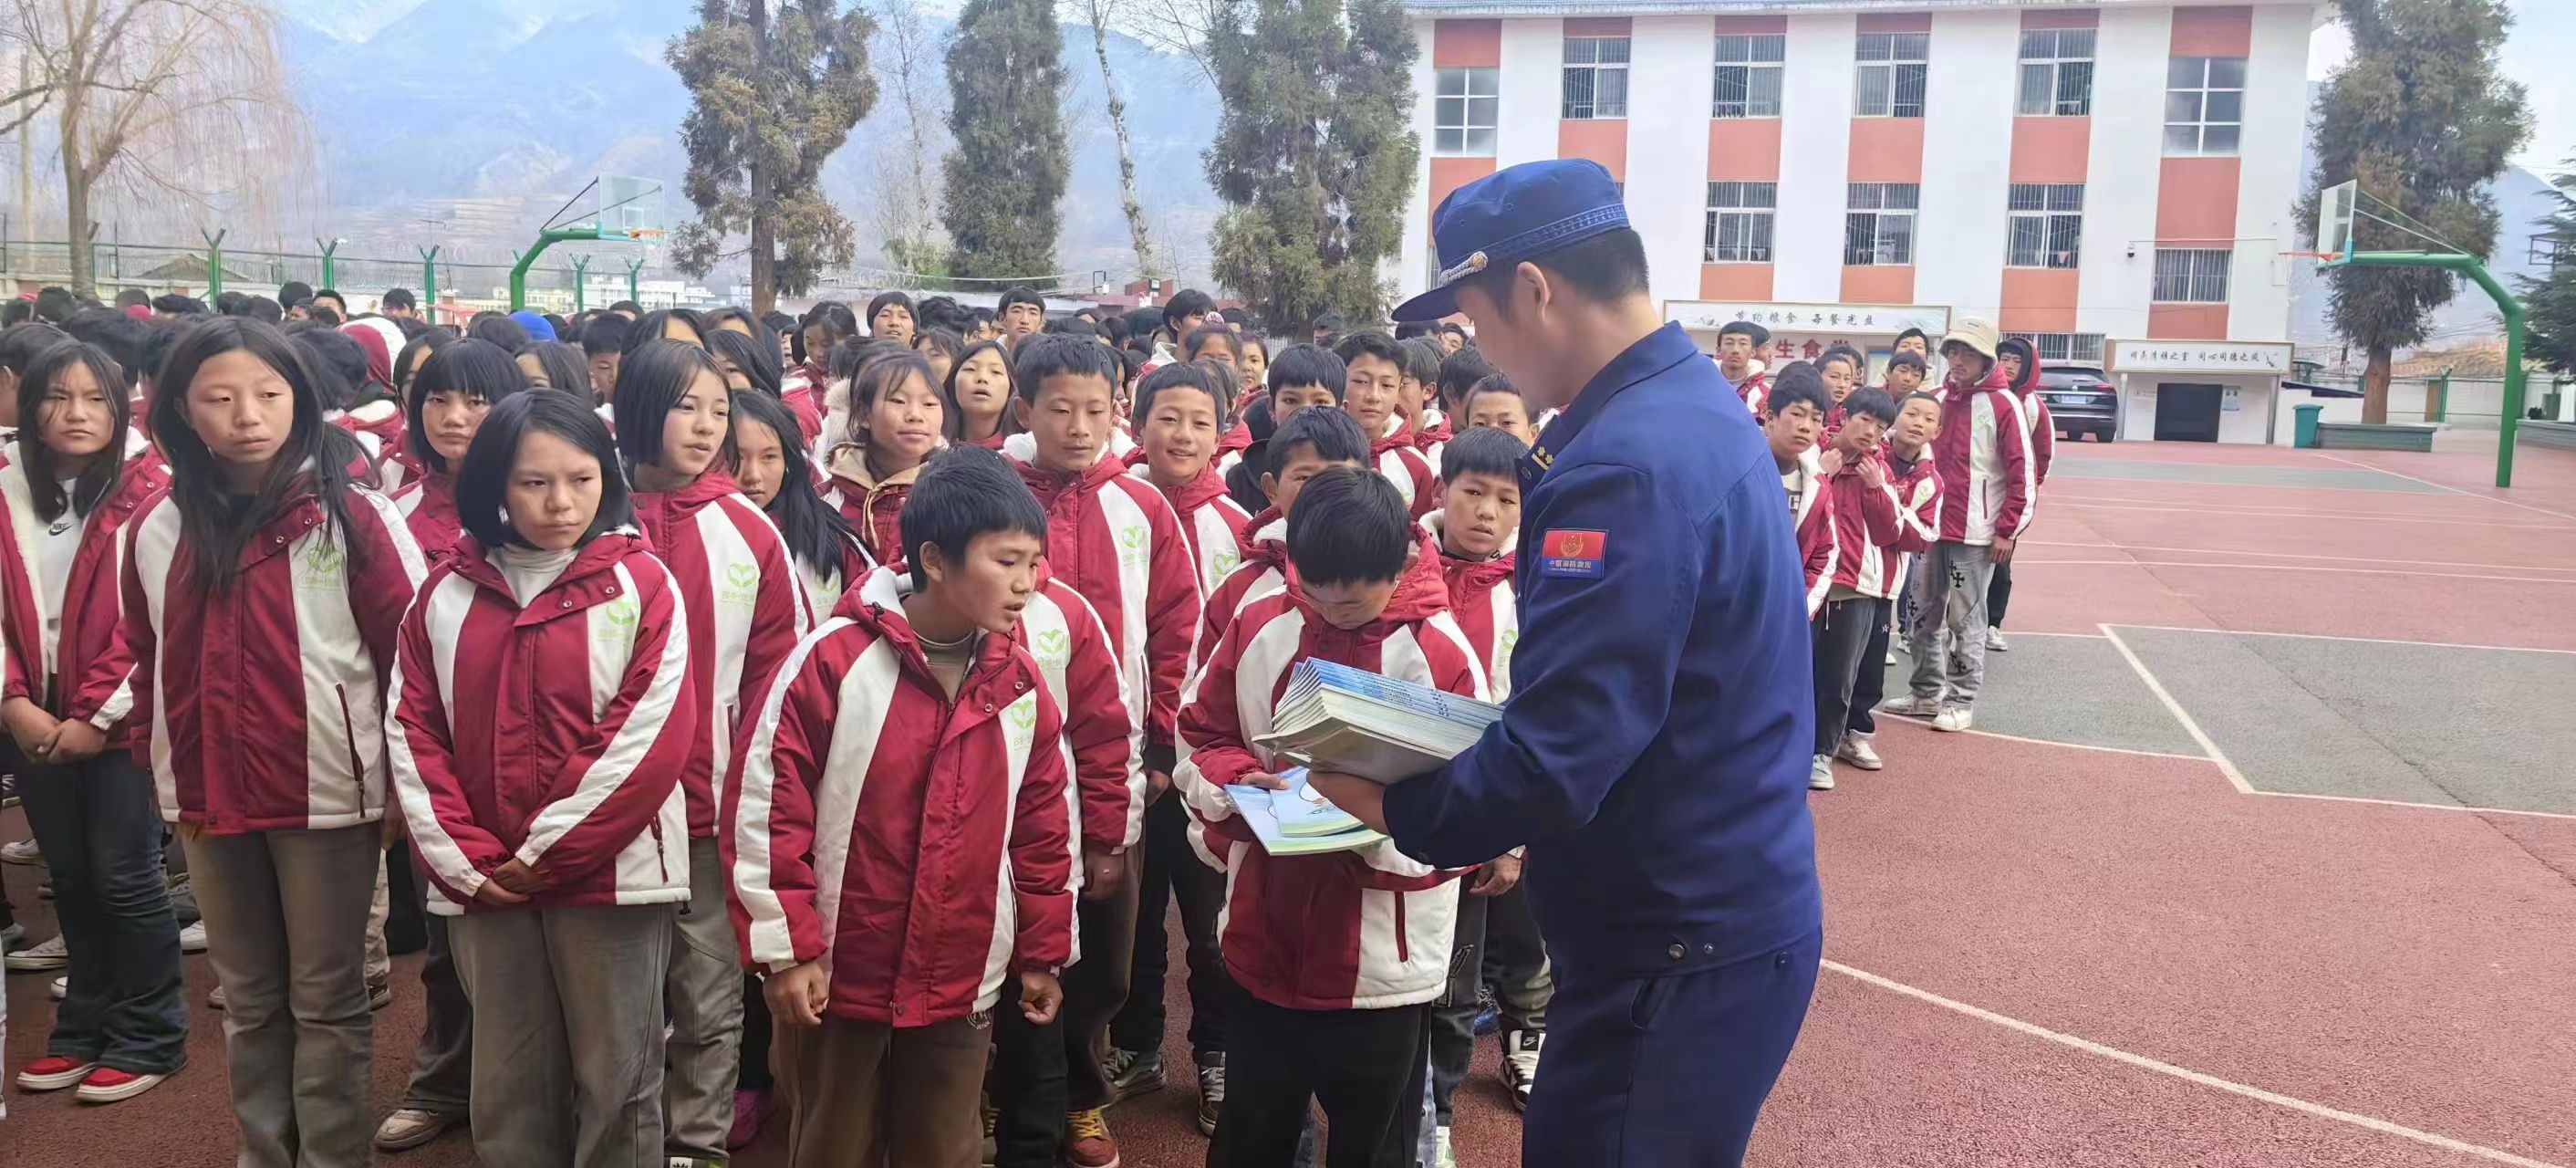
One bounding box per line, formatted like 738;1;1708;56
1122;0;1220;91
0;0;312;297
869;0;947;275
1071;0;1158;278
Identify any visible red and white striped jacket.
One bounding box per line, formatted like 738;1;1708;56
788;529;877;621
1004;437;1200;766
1131;461;1252;604
1825;451;1942;600
2011;388;2055;487
1195;506;1290;671
727;567;1074;1026
1931;370;2036;546
390;534;696;914
1422;513;1519;701
1174;537;1482;1010
1013;568;1142;862
628;469;811;838
1786;448;1836;619
819;446;922;568
1368;431;1440;518
391;470;462;564
0;443;169;735
331;401;415;491
1733;366;1771;416
77;475;428;832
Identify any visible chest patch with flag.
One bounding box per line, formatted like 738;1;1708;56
1538;529;1605;579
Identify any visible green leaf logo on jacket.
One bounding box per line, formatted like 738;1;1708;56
1034;628;1071;669
295;539;345;591
1117;525;1148;570
721;561;760;610
1002;693;1040;751
597;597;640;642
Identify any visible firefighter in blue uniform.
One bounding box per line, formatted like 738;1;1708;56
1314;159;1823;1166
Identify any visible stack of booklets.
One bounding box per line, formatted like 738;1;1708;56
1228;767;1388;856
1252;659;1503;784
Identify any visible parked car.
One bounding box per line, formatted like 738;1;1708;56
2039;364;2117;442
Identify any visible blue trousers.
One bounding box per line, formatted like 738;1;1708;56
1523;929;1820;1167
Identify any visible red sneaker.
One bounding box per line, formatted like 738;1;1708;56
728;1088;773;1150
16;1055;97;1091
1064;1108;1121;1168
77;1066;166;1103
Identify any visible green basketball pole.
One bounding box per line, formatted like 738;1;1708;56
2342;251;2525;488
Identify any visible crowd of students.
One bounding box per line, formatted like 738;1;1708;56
0;272;2051;1167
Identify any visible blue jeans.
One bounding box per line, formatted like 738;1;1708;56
17;749;190;1074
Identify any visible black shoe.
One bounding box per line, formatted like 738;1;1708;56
1103;1046;1165;1101
1194;1050;1225;1137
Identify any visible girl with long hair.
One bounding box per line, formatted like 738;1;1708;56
820;351;947;564
730;389;870;614
708;326;819;446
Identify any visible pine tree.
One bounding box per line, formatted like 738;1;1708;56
2518;162;2576;375
1204;0;1419;329
668;0;879;315
943;0;1070;281
2299;0;2528;422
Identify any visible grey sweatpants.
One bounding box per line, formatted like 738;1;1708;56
452;903;674;1168
1906;541;1998;710
665;835;744;1163
185;824;382;1168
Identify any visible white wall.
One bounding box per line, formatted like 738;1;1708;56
2117;374;2285;443
1398;16;1439;297
1912;9;2018;324
2074;5;2173;343
1772;12;1858;302
1626;16;1717;311
2228;3;2311;343
1496;18;1563;169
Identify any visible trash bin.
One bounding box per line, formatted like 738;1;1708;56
2293;402;2324;449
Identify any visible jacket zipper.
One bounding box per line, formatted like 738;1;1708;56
1392;892;1409;964
335;683;368;816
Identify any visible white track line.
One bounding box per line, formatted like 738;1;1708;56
2026;539;2576;575
2051;500;2574;529
2254;789;2576;823
1822;961;2571;1168
1879;714;2207;760
2096;623;2254;794
2313;452;2576;525
2107;623;2576;657
2018;559;2576;586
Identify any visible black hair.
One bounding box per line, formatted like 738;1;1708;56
1266;342;1346;403
151;294;202;316
1;303;30;327
732;387;861;579
1125;307;1164;341
968;307;996;331
1010;332;1121;403
996;287;1045;318
848;351;950;447
1473;228;1650;312
612;339;732;473
913;328;964;366
392;317;430;340
1894;327;1928;349
1462;372;1522;418
1818;345;1864;377
1180;325;1238;364
0;324;70;379
1163;289;1214;333
1439;322;1469;341
899;443;1047;592
151;317;370;593
866;291;915;332
1133;361;1231;433
312;289;348;312
830;337;895;384
62;308;147;387
1886;350;1928;375
1331;330;1404;377
1435;347;1496;408
1100;313;1130;344
1073;308;1100;323
308;308;346;328
381;288;417;312
138;320;179;388
913;296;968;335
278;281;314;310
1394;321;1429;340
1896;390;1942;415
761;310;799;338
1117;347;1147;388
30;288;76;324
1312;311;1345;333
393;328;455;398
1048;318;1103;340
1765;361;1831;419
792;303;857;366
455;391;634;552
1285;467;1410;587
704;328;783;397
1842;386;1899;427
1439;424;1524;485
241;297;284;324
1396;337;1442;390
579;313;630;358
517;341;591;398
1266;402;1368;478
18;339;131;523
1996;336;2040;391
467;312;531;352
213;291;245;315
289;324;379;411
1221;307;1251;326
628;309;704;356
1224;396;1276;512
1717;319;1769;345
942;338;1019;438
407;339;530;473
114;288;150;309
698;307;752;336
608;299;644;316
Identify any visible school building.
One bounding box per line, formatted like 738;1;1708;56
1396;0;2324;443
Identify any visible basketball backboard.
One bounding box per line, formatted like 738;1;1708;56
2315;179;2356;266
558;175;666;243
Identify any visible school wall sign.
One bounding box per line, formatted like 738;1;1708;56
1664;300;1951;340
2106;339;2293;377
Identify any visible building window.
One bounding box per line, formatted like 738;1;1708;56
1705;182;1778;264
1713;34;1785;119
1844;183;1919;266
2007;332;2107;364
2152;248;2233;303
2016;27;2095;117
2005;182;2084;268
1563;36;1629;120
1854;32;1928;118
2165;57;2244;156
1434;67;1498;156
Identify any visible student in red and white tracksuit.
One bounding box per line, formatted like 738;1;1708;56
74;318;428;1163
389;391;698;1167
1334;333;1442;516
1714;319;1770;415
1985;337;2053;649
1194;407;1376;671
729;556;1075;1168
820;352;948;565
1;343;185;1104
1174;468;1484;1168
1899;322;2034;730
1850;391;1945;759
613;339;813;1164
390;339;529;567
1807;389;1910;789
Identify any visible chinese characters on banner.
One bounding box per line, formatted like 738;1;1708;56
2105;339;2292;376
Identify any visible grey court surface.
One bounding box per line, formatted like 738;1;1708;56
2045;454;2448;494
1896;627;2576;816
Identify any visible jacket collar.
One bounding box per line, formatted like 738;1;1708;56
844;565;1024;692
1528;322;1699;487
450;529;648;614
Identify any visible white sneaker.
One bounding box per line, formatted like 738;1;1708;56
0;838;41;865
178;921;207;953
1932;707;1975;733
1434;1124;1457;1168
6;933;68;971
1884;652;1896;666
1809;755;1835;790
370;981;393;1011
1836;734;1883;771
1878;695;1940;717
1501;1029;1542;1111
1986;629;2009;652
207;985;224;1010
49;975;67;1000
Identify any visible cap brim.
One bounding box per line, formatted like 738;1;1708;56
1390;284;1459;324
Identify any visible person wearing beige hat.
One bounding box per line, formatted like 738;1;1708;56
1879;316;2038;732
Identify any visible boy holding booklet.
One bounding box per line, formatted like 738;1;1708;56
1197;407;1372;669
1174;467;1487;1168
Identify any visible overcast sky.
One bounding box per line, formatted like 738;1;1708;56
2310;4;2571;177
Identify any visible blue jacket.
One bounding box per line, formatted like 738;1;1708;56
1383;323;1823;978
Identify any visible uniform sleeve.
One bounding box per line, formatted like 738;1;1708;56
735;527;814;756
387;584;512;904
514;569;698;885
1383;463;1698;867
1799;491;1837;619
1171;619;1260;850
71;519;151;737
1009;691;1075;971
1855;472;1901;547
2027;398;2055;486
1404;450;1441;519
1063;597;1142;855
1895;470;1942;553
1989;394;2037;540
348;491;430;696
1139;496;1201;760
725;631;836;971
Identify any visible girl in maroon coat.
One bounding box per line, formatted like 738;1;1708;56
392;339;530;564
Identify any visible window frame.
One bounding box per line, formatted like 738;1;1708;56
2004;332;2107;364
1562;35;1631;120
2005;182;2085;270
1705;181;1780;265
2151;247;2233;303
1433;66;1500;157
2015;27;2096;117
1844;182;1920;266
2163;56;2245;157
1712;33;1786;119
1854;31;1929;119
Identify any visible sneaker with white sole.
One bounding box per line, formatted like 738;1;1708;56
1433;1124;1457;1168
1501;1029;1542;1111
1985;629;2009;652
1884;652;1896;666
1808;755;1835;790
1931;707;1974;733
75;1067;166;1103
370;981;393;1011
16;1055;97;1090
6;933;68;971
1836;734;1883;771
49;975;67;1000
0;838;41;865
1878;694;1940;718
178;921;207;953
375;1107;462;1152
208;985;224;1010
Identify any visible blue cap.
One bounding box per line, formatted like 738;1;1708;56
1392;159;1631;322
509;309;558;342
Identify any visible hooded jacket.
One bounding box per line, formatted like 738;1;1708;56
1931;361;2037;545
332;399;415;491
0;441;170;735
1369;429;1441;518
1013;566;1143;867
1196;506;1290;671
1422;511;1520;701
1998;338;2056;488
1131;460;1252;604
821;445;926;567
391;469;462;564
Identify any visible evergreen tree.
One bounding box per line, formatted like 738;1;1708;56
942;0;1070;281
2300;0;2528;422
2518;162;2576;375
1204;0;1419;329
669;0;879;315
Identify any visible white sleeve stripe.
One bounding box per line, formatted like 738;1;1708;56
514;564;691;866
